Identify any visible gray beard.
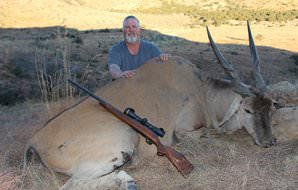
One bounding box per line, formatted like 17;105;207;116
125;34;138;43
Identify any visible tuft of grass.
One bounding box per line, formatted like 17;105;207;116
0;135;59;190
34;27;75;113
0;100;74;190
21;164;62;190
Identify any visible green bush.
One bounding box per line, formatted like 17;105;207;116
137;3;298;26
0;85;24;105
290;55;298;66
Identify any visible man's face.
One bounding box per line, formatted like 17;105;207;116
123;18;140;44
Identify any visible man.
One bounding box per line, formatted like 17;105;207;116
108;15;169;79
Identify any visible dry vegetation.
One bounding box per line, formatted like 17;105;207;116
0;0;298;189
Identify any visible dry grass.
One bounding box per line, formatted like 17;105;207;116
0;100;79;189
34;27;74;113
129;131;298;190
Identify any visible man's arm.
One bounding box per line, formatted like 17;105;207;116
109;64;135;79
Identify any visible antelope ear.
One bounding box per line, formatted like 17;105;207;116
244;108;253;114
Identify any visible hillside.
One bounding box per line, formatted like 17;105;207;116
0;0;297;51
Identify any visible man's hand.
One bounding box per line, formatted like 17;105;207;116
109;64;136;79
160;54;170;62
119;70;135;79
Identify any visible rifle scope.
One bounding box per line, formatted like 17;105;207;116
124;108;165;138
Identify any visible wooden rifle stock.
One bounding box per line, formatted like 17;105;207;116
68;79;193;177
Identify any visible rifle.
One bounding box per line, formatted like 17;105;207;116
68;79;193;177
123;107;165;144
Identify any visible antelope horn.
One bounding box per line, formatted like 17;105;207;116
247;21;267;94
206;27;253;97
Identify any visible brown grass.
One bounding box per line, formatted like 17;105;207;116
0;100;78;189
128;130;298;190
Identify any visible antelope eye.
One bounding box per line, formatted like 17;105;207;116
273;102;283;109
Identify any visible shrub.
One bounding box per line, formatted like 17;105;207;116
290;54;298;66
72;36;83;44
137;3;298;26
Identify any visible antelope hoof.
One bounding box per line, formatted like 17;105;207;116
125;181;138;190
262;137;277;148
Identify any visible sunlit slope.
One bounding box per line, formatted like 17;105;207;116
1;0;297;28
0;0;297;51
